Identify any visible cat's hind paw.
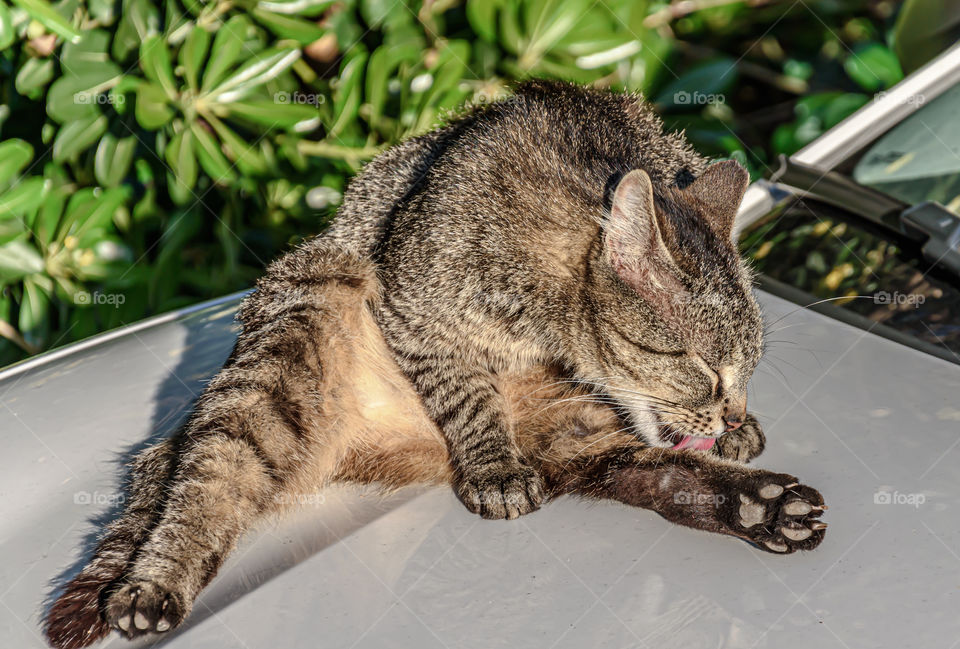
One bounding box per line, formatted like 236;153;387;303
105;580;185;639
726;473;827;553
457;461;544;520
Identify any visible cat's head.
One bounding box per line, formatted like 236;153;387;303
584;160;763;448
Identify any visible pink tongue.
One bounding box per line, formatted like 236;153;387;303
672;435;716;451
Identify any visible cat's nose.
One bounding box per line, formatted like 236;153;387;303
723;416;743;432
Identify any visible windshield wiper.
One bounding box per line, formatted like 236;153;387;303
900;201;960;278
772;156;960;280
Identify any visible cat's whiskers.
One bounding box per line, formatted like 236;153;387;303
763;295;875;332
560;424;638;470
525;393;675;420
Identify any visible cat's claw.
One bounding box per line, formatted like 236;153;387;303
105;580;185;639
726;473;827;554
457;462;544;520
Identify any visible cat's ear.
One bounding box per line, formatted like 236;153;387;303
685;160;749;240
605;169;686;307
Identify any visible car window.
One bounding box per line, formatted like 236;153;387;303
852;82;960;214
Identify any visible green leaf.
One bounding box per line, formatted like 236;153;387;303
165;129;198;192
94;132;138;187
0;1;14;49
359;0;394;28
0;178;48;222
821;93;869;128
35;186;67;244
53;115;109;162
60;29;116;78
256;0;335;15
654;57;738;109
15;57;56;97
190;122;237;184
252;8;325;44
60;187;128;243
205;114;268;175
206;47;301;102
113;0;160;60
201;15;251;93
418;41;469;114
140;35;178;99
0;219;28;247
329;51;367;137
47;73;120;123
0;140;34;187
0;240;45;280
19;277;51;344
523;0;595;61
366;42;420;126
10;0;81;43
893;0;956;74
87;0;113;22
135;82;175;130
179;25;211;91
845;43;903;92
466;0;500;42
223;99;319;131
109;75;140;116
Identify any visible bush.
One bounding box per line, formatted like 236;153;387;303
0;0;907;364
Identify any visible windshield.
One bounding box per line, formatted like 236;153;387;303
852;82;960;214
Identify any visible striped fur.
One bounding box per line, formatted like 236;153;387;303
361;81;764;518
45;82;825;648
44;246;788;648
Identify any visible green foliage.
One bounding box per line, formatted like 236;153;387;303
0;0;909;364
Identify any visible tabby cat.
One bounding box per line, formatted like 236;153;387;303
44;81;826;649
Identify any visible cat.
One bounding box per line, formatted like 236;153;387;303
334;80;770;519
44;81;826;649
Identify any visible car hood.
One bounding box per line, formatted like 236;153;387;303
1;290;958;649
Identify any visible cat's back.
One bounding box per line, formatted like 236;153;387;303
424;81;707;198
324;82;707;256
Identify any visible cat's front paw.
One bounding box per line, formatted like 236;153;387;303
723;472;827;553
456;461;544;520
105;580;186;639
714;413;765;463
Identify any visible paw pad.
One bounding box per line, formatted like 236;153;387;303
727;474;827;554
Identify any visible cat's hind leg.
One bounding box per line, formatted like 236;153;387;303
45;437;181;649
97;245;376;643
102;246;377;640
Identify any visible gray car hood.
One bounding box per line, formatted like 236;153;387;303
1;291;958;649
